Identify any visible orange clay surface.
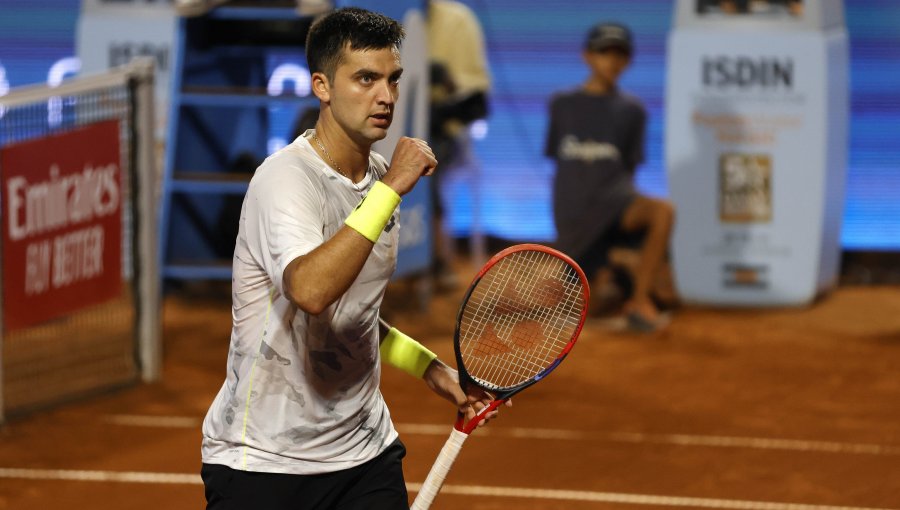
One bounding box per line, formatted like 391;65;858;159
1;263;899;510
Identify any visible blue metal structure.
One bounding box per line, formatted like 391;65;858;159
158;1;431;281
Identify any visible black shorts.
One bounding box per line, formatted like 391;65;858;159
201;438;408;510
575;218;646;281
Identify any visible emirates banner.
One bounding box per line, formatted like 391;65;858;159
2;120;123;331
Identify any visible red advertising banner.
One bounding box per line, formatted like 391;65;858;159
2;120;123;331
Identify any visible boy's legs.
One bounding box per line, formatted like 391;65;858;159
617;195;675;324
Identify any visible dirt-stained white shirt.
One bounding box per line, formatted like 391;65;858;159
201;130;400;474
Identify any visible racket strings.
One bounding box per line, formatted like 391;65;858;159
463;254;581;387
459;250;586;390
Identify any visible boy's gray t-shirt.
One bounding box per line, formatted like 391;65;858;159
545;88;646;260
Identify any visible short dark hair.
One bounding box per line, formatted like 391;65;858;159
305;7;405;81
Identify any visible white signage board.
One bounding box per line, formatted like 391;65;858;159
76;3;177;140
665;26;848;306
373;8;433;276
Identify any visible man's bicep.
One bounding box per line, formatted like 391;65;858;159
249;170;325;295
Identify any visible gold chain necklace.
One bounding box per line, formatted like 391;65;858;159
313;132;351;181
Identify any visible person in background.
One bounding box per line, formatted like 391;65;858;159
200;8;503;509
175;0;333;17
426;0;492;288
545;22;675;332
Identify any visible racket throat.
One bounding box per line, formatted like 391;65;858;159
455;398;507;434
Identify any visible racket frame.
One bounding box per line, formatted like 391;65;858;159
411;244;589;510
452;243;589;434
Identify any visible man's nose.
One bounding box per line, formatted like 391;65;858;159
375;80;397;105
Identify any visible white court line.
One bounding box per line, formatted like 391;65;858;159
604;432;900;456
395;423;900;456
104;414;200;428
405;483;899;510
0;467;894;510
103;415;900;456
0;467;201;484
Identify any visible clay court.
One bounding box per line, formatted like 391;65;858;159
1;259;899;510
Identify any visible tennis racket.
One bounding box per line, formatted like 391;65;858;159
410;243;590;510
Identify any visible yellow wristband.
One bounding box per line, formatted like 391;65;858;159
344;181;401;243
380;327;437;379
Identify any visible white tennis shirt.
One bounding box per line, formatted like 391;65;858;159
201;130;400;475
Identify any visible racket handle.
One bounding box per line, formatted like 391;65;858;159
410;428;469;510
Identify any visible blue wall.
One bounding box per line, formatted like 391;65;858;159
0;0;81;88
2;0;898;250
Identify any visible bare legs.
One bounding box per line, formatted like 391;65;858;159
618;195;675;323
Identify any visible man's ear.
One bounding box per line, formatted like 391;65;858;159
311;72;331;103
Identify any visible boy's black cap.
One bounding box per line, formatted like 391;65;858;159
584;22;633;55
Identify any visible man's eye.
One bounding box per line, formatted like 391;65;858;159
360;76;373;84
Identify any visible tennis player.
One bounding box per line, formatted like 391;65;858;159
200;8;501;509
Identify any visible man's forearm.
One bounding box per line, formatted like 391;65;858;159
282;227;375;315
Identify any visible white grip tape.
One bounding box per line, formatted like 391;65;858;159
410;428;469;510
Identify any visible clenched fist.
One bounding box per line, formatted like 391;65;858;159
381;137;438;196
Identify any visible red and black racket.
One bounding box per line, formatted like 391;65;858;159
411;244;590;510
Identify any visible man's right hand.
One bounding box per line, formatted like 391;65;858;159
382;136;438;196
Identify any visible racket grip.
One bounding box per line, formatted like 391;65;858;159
410;428;469;510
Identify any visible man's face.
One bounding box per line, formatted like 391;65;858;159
583;48;631;88
327;46;403;144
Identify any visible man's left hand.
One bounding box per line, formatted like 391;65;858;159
422;359;511;428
